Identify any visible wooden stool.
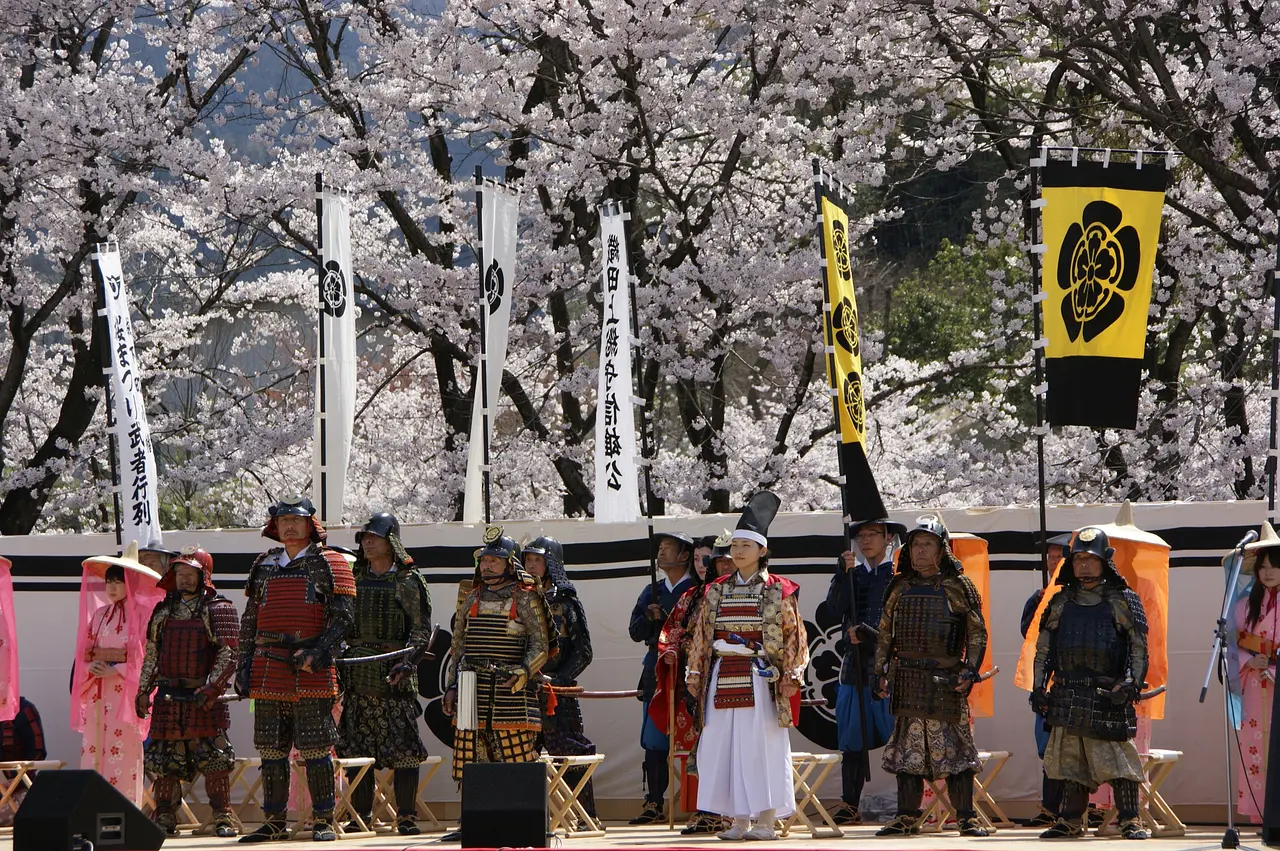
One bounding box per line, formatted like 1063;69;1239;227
228;756;263;828
1096;749;1186;837
541;753;606;838
919;749;1009;833
781;752;843;838
0;760;64;834
369;756;444;831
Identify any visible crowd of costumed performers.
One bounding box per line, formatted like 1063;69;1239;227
2;492;1277;841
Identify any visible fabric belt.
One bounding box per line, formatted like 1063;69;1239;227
161;678;205;689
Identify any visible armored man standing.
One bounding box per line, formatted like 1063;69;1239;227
237;496;356;843
136;546;240;837
1032;527;1150;840
873;515;989;837
338;513;433;836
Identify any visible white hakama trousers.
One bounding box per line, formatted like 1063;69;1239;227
695;657;795;819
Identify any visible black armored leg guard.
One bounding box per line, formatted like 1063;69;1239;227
875;775;924;836
394;767;422;834
1039;781;1088;839
238;758;289;844
205;770;236;836
1113;779;1148;839
644;748;668;803
305;755;337;841
949;770;989;836
346;767;374;821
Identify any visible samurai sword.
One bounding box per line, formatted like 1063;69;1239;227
542;685;642;699
160;692;243;703
335;625;441;667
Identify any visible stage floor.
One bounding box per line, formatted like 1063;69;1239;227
0;823;1264;849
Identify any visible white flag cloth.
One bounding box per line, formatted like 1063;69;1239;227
463;180;519;524
313;186;357;525
95;244;164;550
593;208;641;522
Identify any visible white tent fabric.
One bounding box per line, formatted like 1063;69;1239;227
0;500;1264;810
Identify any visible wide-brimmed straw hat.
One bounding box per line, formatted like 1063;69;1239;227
1242;522;1280;575
81;541;163;582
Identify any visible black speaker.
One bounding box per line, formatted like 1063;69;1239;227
461;762;547;848
14;769;165;851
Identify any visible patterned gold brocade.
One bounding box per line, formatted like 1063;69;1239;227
687;570;808;727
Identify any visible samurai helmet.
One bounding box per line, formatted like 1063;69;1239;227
159;544;217;595
263;494;326;543
898;514;962;576
1058;526;1126;587
355;512;401;543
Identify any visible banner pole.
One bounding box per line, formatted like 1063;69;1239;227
314;172;329;523
619;201;660;604
1268;236;1279;525
812;159;872;754
475;167;493;525
91;247;124;552
1027;141;1050;587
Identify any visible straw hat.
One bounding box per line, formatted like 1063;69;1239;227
81;541;162;582
1242;522;1280;575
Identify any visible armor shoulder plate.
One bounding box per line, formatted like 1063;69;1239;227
400;568;433;619
951;573;983;613
1039;588;1067;632
1117;587;1149;635
206;595;241;646
320;549;357;597
246;549;283;599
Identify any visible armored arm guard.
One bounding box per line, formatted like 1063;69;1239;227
237;553;270;691
136;604;166;702
203;596;241;697
1115;587;1150;687
873;579;902;676
445;591;472;691
516;587;551;682
554;594;594;685
953;575;988;676
392;570;434;666
826;566;851;625
1033;594;1064;691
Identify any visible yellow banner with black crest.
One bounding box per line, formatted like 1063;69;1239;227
1040;159;1167;429
817;188;887;523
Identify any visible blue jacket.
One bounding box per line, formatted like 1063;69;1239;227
629;575;697;699
826;558;894;686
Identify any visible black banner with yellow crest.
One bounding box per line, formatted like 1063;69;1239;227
814;168;888;524
1040;159;1168;429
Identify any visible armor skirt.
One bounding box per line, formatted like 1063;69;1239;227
144;735;235;782
1043;727;1144;790
337;693;428;770
881;715;980;779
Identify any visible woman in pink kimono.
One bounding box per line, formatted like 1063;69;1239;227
72;543;164;805
1235;538;1280;823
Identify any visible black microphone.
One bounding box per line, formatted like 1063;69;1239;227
1236;530;1260;550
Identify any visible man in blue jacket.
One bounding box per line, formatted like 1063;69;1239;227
826;517;903;825
627;531;697;825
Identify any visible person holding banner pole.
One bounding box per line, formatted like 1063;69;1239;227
627;532;697;825
826;518;901;826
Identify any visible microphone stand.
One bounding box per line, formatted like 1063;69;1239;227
1195;530;1259;851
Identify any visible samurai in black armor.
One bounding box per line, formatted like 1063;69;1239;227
873;515;989;837
1032;527;1149;840
236;496;356;843
337;513;433;836
525;535;599;824
135;547;240;837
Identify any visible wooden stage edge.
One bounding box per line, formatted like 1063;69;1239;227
0;822;1266;850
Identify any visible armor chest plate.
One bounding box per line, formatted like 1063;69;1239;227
352;575;405;643
1056;598;1125;677
893;581;963;658
463;610;527;665
158;614;213;679
714;584;764;632
257;571;326;640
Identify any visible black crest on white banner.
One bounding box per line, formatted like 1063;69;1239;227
484;258;504;315
321;260;348;317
